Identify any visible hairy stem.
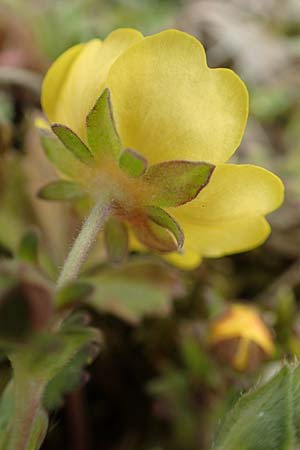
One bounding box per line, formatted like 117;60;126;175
8;359;47;450
56;199;111;290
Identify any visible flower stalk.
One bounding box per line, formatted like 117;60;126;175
56;199;111;290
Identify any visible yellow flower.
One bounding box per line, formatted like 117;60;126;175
208;303;275;371
40;28;284;269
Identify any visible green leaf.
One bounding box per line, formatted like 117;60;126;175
143;160;215;207
38;180;85;201
52;124;94;165
145;206;184;250
104;217;128;264
11;323;101;386
119;148;147;177
213;364;300;450
85;259;184;324
55;281;93;307
39;129;84;177
86;88;122;159
43;346;94;410
18;230;39;264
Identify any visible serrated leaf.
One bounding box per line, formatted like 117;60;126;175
11;324;101;385
213;364;300;450
119;148;147;177
52;124;94;165
38;180;85;201
85;259;184;324
89;277;171;324
39;129;84;177
143;160;215;207
18;230;39;264
104;217;128;264
43;346;93;410
86;88;122;159
145;206;184;250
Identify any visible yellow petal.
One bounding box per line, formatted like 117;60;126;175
172;215;271;263
108;29;248;165
42;29;143;140
166;248;202;270
164;164;283;266
233;338;251;371
42;43;84;123
209;303;275;356
170;164;284;223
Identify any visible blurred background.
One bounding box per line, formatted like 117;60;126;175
0;0;300;449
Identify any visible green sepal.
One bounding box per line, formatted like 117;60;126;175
143;160;215;207
38;180;85;201
213;363;300;450
145;206;184;250
17;230;39;265
119;148;147;177
52;124;94;165
86;88;122;159
132;207;184;253
104;217;128;264
39;129;83;178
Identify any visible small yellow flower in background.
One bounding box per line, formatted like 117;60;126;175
208;303;275;371
38;28;284;269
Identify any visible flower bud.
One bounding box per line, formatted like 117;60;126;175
208;303;275;371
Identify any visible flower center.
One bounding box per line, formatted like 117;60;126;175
83;158;150;216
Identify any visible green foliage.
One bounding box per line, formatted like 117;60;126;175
43;345;94;410
86;259;183;324
132;210;181;253
38;180;85;201
52;124;93;164
144;206;184;251
18;230;39;264
56;280;94;307
40;130;82;177
143;161;215;207
213;364;300;450
119;148;148;177
87;88;122;159
0;0;299;448
16;324;100;383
